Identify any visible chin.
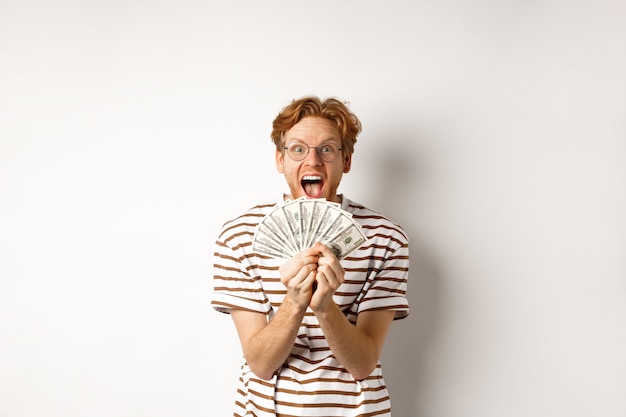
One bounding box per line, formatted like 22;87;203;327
302;189;330;200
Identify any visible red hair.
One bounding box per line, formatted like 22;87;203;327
271;96;362;155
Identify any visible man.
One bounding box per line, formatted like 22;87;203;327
212;96;410;416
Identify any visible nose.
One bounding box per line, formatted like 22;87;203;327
304;147;323;164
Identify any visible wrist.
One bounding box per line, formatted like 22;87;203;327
281;294;309;316
310;298;339;317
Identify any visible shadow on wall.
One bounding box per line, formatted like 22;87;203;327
365;134;443;417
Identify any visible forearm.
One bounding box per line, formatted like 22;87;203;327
240;297;306;380
315;304;389;381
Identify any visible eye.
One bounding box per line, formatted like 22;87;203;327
291;144;306;154
320;145;336;154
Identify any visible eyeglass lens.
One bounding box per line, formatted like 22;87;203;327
286;143;341;162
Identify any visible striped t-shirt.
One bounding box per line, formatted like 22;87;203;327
212;195;410;417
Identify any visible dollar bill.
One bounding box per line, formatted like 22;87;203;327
252;198;367;260
280;198;305;250
321;222;367;260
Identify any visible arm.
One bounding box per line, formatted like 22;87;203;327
230;296;306;380
310;243;396;381
315;307;395;381
230;248;320;380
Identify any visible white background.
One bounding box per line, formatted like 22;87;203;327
1;1;625;416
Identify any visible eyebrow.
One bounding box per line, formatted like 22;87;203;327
286;139;340;145
280;132;341;147
284;135;341;144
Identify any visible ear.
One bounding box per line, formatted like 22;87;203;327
343;153;352;173
275;149;285;173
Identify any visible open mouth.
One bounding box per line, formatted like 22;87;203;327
301;175;323;198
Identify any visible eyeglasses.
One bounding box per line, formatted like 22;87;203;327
283;142;343;162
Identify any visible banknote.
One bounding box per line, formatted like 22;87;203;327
252;198;367;260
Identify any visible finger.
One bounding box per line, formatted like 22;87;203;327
316;264;341;290
313;269;329;292
292;264;318;286
316;249;345;285
314;242;335;258
280;252;319;281
301;270;317;290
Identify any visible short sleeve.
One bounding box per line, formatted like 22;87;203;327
211;227;272;317
356;232;410;320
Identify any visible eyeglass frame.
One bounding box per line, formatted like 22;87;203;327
282;141;344;162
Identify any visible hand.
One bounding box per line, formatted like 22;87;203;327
309;242;345;312
279;247;320;310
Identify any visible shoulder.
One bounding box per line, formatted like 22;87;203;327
217;199;278;242
343;197;409;244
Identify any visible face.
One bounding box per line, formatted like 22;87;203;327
276;117;351;203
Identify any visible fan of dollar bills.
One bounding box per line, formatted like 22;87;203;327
252;197;368;260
